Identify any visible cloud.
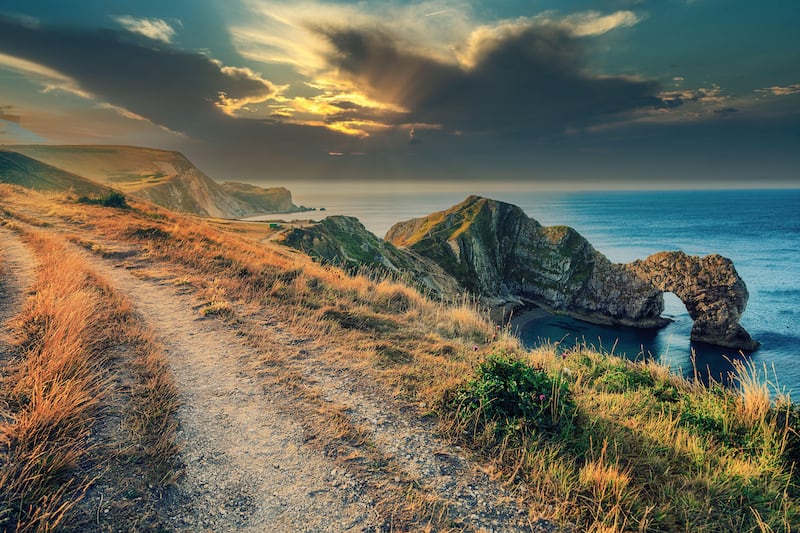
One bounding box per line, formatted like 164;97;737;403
227;3;650;137
114;15;177;43
657;84;726;108
318;23;662;136
0;15;278;134
0;52;93;99
552;10;641;37
232;1;475;69
756;84;800;96
0;104;21;123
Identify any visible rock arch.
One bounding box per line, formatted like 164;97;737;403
626;251;758;351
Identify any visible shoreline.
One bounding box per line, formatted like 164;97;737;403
506;305;551;333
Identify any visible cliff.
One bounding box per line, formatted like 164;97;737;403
219;183;299;215
386;196;756;350
1;145;305;218
386;195;666;327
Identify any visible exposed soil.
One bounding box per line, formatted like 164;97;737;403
72;248;383;532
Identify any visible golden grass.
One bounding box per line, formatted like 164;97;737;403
0;224;178;531
0;232;108;531
0;185;797;532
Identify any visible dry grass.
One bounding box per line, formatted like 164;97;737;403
0;185;797;532
0;224;178;531
0;232;109;531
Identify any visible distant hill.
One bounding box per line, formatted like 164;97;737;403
0;149;109;196
1;145;304;217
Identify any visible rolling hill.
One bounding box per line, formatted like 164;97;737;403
0;149;109;197
1;145;303;217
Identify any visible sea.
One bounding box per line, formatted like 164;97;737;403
259;183;800;395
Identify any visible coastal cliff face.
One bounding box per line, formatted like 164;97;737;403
2;145;304;218
386;196;666;326
627;252;759;350
281;196;756;351
386;196;756;350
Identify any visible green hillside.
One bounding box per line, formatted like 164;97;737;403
1;145;304;218
0;149;108;196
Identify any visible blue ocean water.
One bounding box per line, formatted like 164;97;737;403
281;184;800;395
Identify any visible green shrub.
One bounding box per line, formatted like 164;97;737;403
130;227;171;240
77;191;129;208
451;354;575;442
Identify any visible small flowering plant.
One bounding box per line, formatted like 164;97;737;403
451;353;575;441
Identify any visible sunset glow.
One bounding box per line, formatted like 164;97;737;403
0;1;797;186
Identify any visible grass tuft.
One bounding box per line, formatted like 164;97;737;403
76;190;129;209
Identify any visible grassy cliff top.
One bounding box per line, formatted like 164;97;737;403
0;149;109;196
0;145;303;217
0;185;796;532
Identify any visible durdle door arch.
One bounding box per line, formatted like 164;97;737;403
626;251;759;351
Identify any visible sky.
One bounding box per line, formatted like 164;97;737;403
0;0;798;187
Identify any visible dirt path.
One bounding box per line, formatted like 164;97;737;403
70;242;562;532
0;227;36;352
265;326;557;532
75;251;381;532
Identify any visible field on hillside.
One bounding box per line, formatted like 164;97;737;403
0;185;797;532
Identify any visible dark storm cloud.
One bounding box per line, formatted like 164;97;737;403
319;24;664;135
0;15;275;134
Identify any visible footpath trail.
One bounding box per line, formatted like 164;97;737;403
0;213;561;531
74;247;381;532
42;221;563;532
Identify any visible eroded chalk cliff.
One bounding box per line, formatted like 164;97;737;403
281;196;757;351
386;196;756;350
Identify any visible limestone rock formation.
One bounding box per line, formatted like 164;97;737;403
282;196;757;351
626;252;759;350
386;196;757;351
386;196;667;327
